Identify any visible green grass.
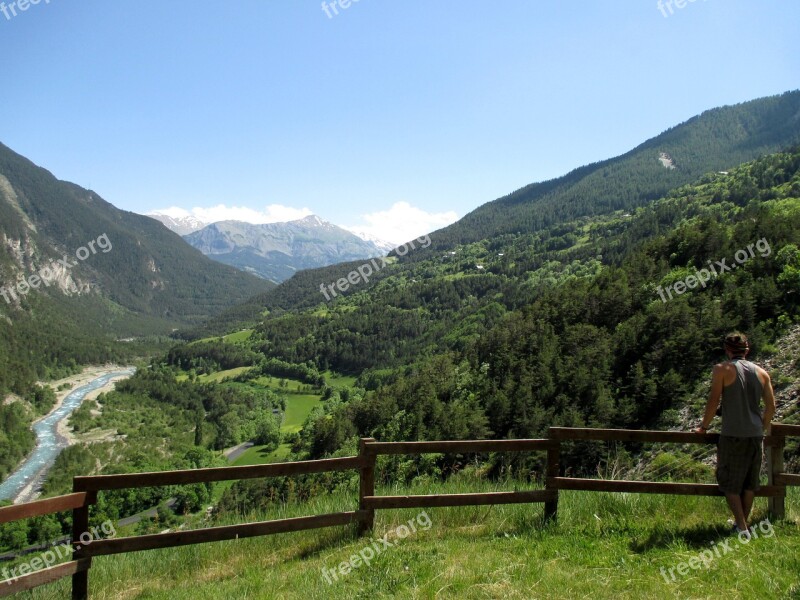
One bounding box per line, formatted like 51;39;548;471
325;373;357;388
21;481;800;599
196;367;251;383
282;394;321;433
251;376;311;394
231;443;293;467
223;330;253;343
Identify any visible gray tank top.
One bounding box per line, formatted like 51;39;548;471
720;359;764;438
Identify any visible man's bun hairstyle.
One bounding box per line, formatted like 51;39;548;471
724;332;749;356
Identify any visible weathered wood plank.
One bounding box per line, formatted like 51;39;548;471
358;438;376;535
83;512;360;557
365;439;555;455
74;456;362;491
549;428;720;444
550;477;785;497
0;558;90;598
544;443;560;522
775;473;800;486
362;490;555;509
0;493;88;524
772;424;800;437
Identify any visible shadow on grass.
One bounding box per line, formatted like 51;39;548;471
631;508;780;553
295;525;360;560
630;523;731;553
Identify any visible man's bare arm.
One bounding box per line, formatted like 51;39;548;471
697;364;725;432
761;370;776;430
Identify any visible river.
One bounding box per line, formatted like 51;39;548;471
0;369;135;503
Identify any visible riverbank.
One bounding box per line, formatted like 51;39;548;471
51;366;132;447
6;365;135;504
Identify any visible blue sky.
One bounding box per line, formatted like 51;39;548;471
0;1;798;244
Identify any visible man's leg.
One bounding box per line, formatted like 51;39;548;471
741;489;756;523
724;493;747;531
739;438;762;525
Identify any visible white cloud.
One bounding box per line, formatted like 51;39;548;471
149;206;193;219
148;204;312;224
345;202;459;246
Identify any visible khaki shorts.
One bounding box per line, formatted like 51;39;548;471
716;435;762;495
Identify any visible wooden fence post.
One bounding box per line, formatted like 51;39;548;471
71;486;96;600
545;436;559;523
767;430;786;521
358;438;376;536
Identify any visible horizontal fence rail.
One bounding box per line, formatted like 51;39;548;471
73;456;363;491
82;512;363;558
0;424;796;599
69;455;365;599
549;478;785;497
364;439;557;454
0;559;91;599
362;490;557;510
772;424;800;437
0;492;89;525
549;427;782;446
549;427;722;444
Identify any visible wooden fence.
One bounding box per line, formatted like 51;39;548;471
0;425;797;599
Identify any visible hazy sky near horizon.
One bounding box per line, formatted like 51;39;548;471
0;1;798;243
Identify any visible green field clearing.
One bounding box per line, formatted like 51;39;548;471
251;375;313;393
196;366;251;383
282;394;322;432
232;393;321;466
223;329;253;343
174;370;353;468
325;373;357;388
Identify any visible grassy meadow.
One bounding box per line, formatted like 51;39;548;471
14;477;800;599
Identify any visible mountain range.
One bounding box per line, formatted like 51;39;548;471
179;216;390;283
147;212;207;236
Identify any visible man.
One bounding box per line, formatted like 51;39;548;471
696;332;775;535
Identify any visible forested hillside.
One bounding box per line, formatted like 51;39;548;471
422;90;800;250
